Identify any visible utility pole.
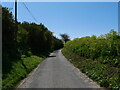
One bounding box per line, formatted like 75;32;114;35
15;0;18;59
118;1;120;35
15;0;17;23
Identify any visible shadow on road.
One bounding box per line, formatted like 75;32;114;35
48;55;56;57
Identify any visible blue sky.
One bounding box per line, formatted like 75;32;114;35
2;2;118;39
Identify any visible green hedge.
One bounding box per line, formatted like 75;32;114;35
62;30;120;89
63;30;120;67
62;49;120;89
2;56;43;90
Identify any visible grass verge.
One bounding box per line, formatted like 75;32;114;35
62;49;120;89
2;55;44;90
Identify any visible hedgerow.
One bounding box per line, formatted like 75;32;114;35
2;7;63;89
63;30;120;66
62;30;120;89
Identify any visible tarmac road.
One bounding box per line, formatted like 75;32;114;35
18;50;100;88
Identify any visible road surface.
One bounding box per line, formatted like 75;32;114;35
18;50;100;88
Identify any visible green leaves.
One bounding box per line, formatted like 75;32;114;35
63;30;120;66
62;30;120;89
60;33;70;43
2;56;43;89
62;49;120;89
2;6;64;89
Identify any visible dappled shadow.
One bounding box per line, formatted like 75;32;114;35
48;55;56;57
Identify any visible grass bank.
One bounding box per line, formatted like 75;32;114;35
2;55;44;90
62;49;120;89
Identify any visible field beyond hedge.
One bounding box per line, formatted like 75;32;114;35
62;30;120;89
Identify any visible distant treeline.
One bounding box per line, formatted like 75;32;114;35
2;7;63;74
63;30;120;66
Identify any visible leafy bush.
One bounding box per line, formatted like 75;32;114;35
62;49;120;89
63;30;120;66
2;7;63;75
62;30;120;89
2;6;64;89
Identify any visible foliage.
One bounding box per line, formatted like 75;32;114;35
2;7;63;89
2;7;19;60
2;7;63;74
2;7;20;78
63;30;120;66
60;33;70;43
62;30;120;89
62;49;120;89
20;22;64;55
2;56;43;90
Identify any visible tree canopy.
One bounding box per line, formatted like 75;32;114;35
2;7;63;74
60;33;70;43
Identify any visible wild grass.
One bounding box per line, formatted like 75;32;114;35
2;56;43;90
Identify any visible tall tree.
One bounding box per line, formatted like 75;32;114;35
60;33;70;43
2;7;18;60
2;7;20;74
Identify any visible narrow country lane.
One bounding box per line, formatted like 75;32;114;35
18;50;101;88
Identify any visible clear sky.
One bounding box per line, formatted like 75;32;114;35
2;2;118;39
